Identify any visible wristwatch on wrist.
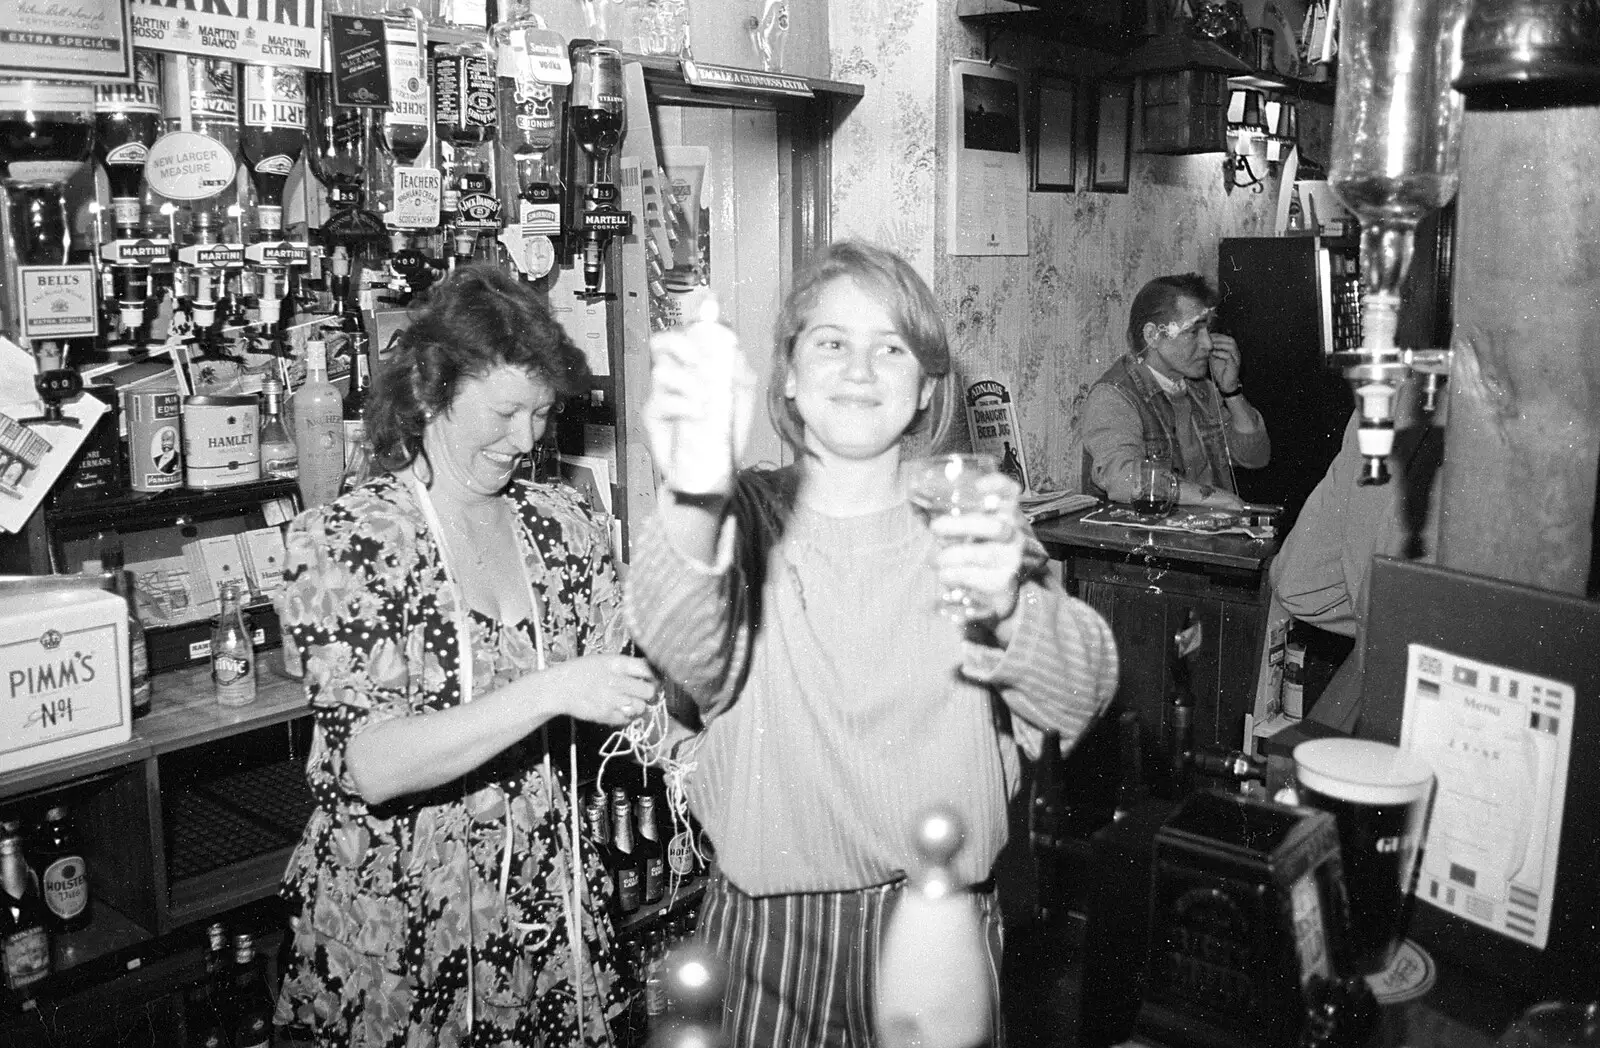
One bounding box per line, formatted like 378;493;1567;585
1220;385;1244;398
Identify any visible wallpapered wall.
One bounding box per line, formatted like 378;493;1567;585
828;0;1282;493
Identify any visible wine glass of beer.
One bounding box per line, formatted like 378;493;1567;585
1293;738;1436;979
1134;451;1179;518
908;453;1004;620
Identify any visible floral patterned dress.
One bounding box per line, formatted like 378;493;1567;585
273;473;630;1048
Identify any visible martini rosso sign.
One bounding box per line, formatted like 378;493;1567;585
131;0;324;70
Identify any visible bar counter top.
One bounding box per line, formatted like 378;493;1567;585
1032;506;1280;573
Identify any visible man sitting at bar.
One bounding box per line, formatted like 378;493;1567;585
1080;273;1270;508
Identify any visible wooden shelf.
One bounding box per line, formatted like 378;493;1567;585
45;478;300;535
166;845;298;930
956;0;1144;53
1228;71;1336;106
1;662;307;801
51;901;151;976
619;876;706;935
137;661;306;757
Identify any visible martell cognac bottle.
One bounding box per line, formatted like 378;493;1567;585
567;41;626;294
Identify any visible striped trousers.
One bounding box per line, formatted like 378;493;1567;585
695;873;1005;1048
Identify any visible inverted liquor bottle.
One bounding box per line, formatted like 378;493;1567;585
0;80;95;188
0;80;97;358
373;0;441;279
95;51;164;240
568;40;629;296
307;0;388;252
239;63;309;330
95;54;165;341
240;65;308;242
494;0;567;279
431;0;500;258
156;56;242;244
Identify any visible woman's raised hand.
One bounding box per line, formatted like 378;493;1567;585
643;293;757;497
541;653;659;726
927;473;1028;625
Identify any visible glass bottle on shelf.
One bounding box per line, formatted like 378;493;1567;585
230;932;272;1048
307;0;387;250
340;335;372;490
0;832;52;995
431;0;499;257
292;338;346;507
239;64;308;242
609;785;643;916
100;538;152;720
375;0;436;243
0;79;95;187
157;56;242;244
34;805;90;935
212;580;258;708
259;375;299;481
0;79;96;360
634;793;666;904
494;0;566;277
94;51;164;240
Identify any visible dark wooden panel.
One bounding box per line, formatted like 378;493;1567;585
77;762;160;934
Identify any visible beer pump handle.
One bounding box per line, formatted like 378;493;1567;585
875;808;992;1048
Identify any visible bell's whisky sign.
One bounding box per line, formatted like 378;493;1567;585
0;0;133;81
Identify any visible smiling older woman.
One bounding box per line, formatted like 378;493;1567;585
273;265;655;1048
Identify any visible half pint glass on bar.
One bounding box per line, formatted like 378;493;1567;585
1293;738;1435;977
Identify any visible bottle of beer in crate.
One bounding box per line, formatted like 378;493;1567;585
35;804;90;933
609;787;643;916
0;831;52;996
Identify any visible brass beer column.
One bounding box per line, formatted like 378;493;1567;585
1438;95;1600;592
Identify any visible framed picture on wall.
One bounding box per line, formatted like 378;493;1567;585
1030;75;1077;192
1090;79;1133;193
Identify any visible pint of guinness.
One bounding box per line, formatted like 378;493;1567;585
1294;738;1435;977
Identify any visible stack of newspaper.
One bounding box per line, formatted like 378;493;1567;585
1019;491;1099;523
